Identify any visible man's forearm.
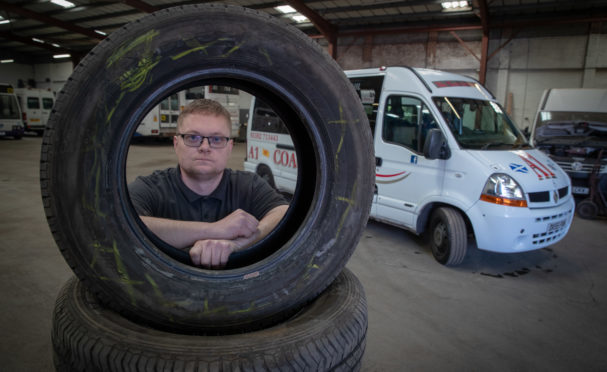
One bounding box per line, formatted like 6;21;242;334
140;208;263;250
250;205;289;246
139;216;219;249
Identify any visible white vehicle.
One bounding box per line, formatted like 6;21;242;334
14;88;54;135
244;97;297;193
530;88;607;218
135;91;184;138
247;66;575;266
204;85;241;136
134;86;241;139
0;83;24;139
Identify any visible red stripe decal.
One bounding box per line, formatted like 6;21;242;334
376;171;407;178
517;152;554;180
526;153;555;178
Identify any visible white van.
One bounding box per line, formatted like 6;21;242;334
243;97;297;193
0;83;24;139
134;86;243;139
15;88;54;135
530;88;607;217
245;67;575;265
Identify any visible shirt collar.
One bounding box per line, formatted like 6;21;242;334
174;166;229;203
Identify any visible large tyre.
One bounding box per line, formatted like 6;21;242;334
429;207;467;266
52;269;368;372
40;4;374;333
576;198;598;220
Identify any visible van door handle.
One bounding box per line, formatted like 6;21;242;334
376;157;382;166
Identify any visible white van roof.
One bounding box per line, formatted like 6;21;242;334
538;88;607;113
345;66;494;101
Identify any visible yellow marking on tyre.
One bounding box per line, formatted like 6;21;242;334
171;39;227;60
106;29;159;68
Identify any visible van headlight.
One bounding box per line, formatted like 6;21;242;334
480;173;527;207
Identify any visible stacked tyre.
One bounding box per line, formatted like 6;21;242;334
41;4;374;372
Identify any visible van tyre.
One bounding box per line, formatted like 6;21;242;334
576;198;598;219
52;269;368;372
256;164;276;189
40;4;374;333
429;207;467;266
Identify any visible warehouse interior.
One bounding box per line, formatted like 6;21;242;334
1;0;607;370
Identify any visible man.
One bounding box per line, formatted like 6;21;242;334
129;99;289;269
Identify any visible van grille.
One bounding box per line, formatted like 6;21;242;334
532;209;572;246
528;186;569;203
555;160;606;174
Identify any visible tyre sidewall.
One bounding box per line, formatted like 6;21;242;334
52;270;368;371
44;4;374;331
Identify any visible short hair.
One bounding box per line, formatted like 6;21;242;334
177;99;232;136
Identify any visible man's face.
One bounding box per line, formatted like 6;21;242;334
174;113;233;180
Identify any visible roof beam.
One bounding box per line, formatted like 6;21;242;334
0;1;104;41
281;0;338;57
120;0;158;14
476;0;490;84
0;30;75;54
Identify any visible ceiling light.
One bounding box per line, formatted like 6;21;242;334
50;0;75;9
0;16;10;25
1;59;14;64
52;43;61;48
94;29;107;36
291;15;309;23
53;54;71;59
441;1;471;12
32;38;44;44
275;5;296;14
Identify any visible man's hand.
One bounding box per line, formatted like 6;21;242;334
213;209;260;240
189;239;233;269
189;231;261;269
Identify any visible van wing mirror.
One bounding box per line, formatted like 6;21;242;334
423;128;450;160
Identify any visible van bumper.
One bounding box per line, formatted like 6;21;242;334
467;197;575;253
0;126;24;138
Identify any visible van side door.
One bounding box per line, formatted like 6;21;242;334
375;94;444;228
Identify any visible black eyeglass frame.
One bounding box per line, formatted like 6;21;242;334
176;133;231;148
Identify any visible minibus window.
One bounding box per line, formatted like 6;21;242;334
349;75;384;137
382;95;438;153
27;97;40;109
43;97;54;110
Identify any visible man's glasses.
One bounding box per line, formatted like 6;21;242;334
177;134;230;148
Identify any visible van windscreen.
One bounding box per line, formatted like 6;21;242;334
0;94;20;120
432;97;529;150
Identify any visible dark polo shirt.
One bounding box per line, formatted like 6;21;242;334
128;166;287;222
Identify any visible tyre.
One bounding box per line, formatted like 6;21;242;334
256;164;276;189
429;207;467;266
52;269;368;372
40;4;374;333
576;198;598;219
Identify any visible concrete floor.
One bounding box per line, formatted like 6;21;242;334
1;136;606;371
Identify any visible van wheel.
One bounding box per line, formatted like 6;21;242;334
40;4;374;333
429;207;467;266
52;269;368;372
576;198;598;219
256;164;276;189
